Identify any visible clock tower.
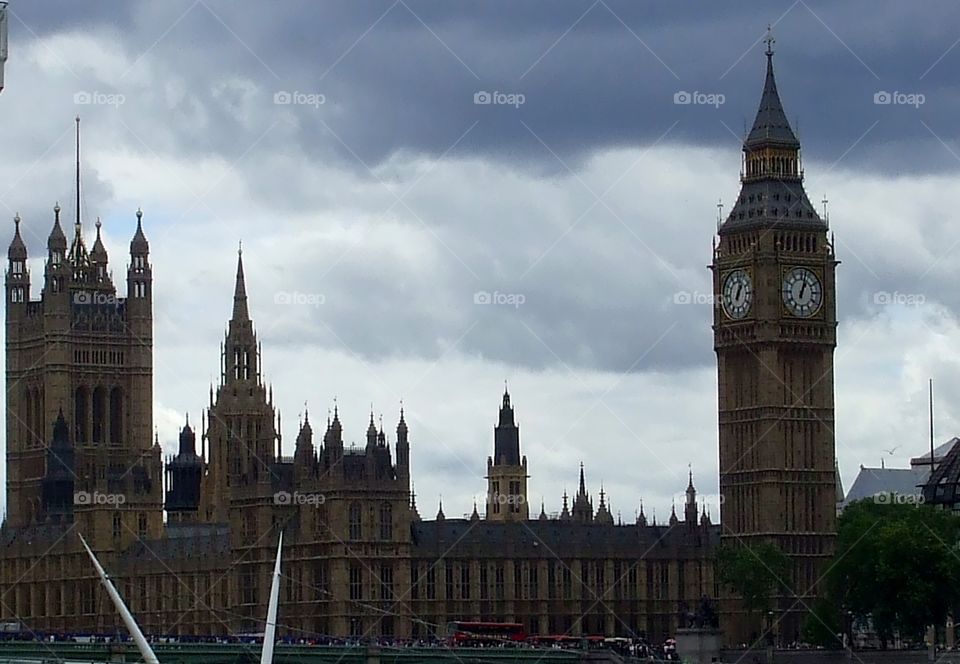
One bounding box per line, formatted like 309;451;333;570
712;38;838;644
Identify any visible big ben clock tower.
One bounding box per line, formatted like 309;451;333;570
712;36;838;644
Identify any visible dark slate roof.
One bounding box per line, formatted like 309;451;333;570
910;437;959;467
722;179;823;234
840;466;928;511
921;440;960;506
746;53;799;149
412;518;717;559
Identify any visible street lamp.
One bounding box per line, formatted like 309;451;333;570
845;610;853;660
766;610;775;664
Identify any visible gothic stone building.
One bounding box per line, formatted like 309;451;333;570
0;228;717;641
0;45;835;646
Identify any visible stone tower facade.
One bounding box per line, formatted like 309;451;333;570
5;121;162;547
485;389;529;521
712;42;838;644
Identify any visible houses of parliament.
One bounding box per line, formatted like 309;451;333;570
0;44;836;647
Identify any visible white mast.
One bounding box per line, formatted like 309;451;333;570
0;1;8;93
260;531;283;664
79;534;160;664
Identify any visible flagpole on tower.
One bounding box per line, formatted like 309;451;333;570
0;2;8;93
76;116;82;228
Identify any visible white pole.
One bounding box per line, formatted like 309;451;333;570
260;531;283;664
79;533;160;664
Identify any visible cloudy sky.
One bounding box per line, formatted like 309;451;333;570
2;0;960;522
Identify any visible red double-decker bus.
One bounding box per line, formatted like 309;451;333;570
444;621;526;646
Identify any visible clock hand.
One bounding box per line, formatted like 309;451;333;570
799;282;807;299
735;284;742;301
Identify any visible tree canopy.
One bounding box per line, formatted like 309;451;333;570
821;500;960;647
715;540;792;616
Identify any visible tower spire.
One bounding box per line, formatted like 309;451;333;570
745;32;798;149
722;37;822;233
232;243;249;321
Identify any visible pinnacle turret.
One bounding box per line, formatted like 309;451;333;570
130;208;149;254
47;203;67;254
90;218;107;261
178;415;198;457
8;214;26;260
559;490;570;520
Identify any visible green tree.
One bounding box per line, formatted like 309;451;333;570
826;499;960;648
715;540;792;617
800;597;842;648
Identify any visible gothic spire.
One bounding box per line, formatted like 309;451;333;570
232;243;249;321
745;28;799;150
366;409;378;447
397;405;408;437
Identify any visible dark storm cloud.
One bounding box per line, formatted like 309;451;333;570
10;0;960;173
5;0;960;378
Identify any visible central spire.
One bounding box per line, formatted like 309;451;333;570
745;30;799;150
232;243;249;321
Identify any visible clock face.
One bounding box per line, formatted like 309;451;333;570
722;269;753;319
782;267;823;317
